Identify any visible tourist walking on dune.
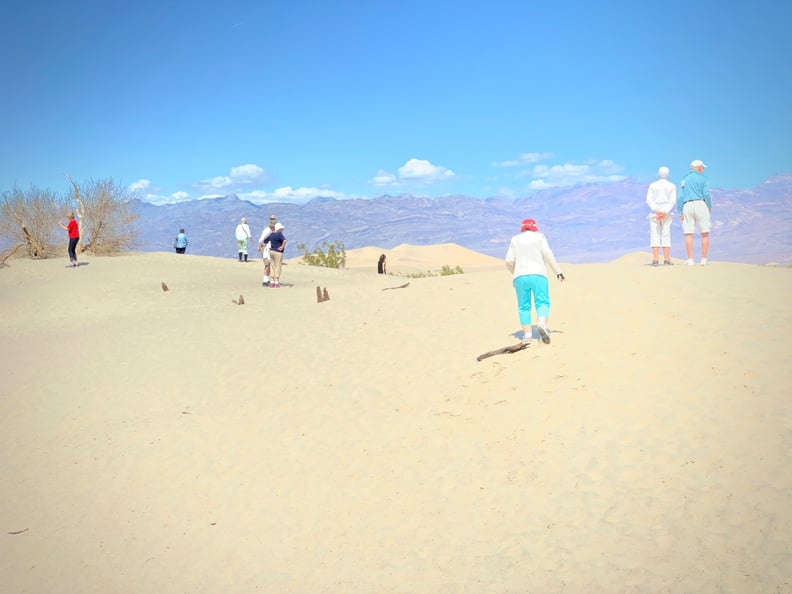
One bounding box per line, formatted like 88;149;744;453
58;212;80;268
235;217;251;262
267;222;287;288
173;228;189;254
505;218;565;344
257;215;277;286
646;166;677;266
378;254;387;274
678;159;712;266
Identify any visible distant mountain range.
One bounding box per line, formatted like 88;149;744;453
132;175;792;265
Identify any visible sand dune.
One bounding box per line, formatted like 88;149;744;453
1;248;790;594
304;242;505;274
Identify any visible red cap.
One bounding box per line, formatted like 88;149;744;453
521;218;538;232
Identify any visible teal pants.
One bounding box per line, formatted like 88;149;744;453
513;274;550;325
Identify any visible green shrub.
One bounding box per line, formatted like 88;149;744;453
440;265;464;276
401;265;464;278
297;240;346;268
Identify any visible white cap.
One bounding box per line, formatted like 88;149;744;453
274;222;284;231
657;166;670;178
690;159;707;169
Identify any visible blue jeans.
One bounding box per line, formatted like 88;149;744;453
513;274;550;326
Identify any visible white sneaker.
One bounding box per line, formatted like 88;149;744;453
700;258;708;266
537;324;551;344
685;259;695;266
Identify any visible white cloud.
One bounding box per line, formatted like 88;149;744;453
371;169;398;187
492;152;553;167
398;158;455;183
140;190;194;205
201;175;234;189
198;163;271;190
526;160;626;189
230;164;266;181
129;179;151;192
371;158;455;187
237;186;349;205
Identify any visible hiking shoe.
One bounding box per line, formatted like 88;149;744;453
700;258;708;266
685;259;695;266
652;260;659;266
537;324;551;344
664;260;673;266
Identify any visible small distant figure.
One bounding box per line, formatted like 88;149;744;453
257;215;277;285
645;166;677;266
235;217;251;262
678;159;712;266
378;254;387;274
267;222;287;288
58;212;80;268
505;218;565;345
173;228;189;254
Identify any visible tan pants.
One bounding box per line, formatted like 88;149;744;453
270;251;283;277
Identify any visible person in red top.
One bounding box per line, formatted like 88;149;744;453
58;213;80;267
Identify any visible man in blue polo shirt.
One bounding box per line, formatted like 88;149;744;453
678;159;712;266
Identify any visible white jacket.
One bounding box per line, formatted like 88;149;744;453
646;178;677;214
235;223;251;242
505;231;562;279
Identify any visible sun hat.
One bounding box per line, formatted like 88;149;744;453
521;218;538;232
690;159;707;169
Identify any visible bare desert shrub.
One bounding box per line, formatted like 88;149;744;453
0;186;66;258
67;176;138;255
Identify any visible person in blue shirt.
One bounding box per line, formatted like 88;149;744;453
174;229;189;254
677;160;712;266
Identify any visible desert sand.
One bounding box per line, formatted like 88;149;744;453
1;245;791;594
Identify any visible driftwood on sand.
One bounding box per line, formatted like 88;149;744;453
161;282;169;292
476;342;529;361
382;282;410;291
0;244;24;268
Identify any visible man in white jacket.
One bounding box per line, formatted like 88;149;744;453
505;218;565;344
645;166;677;266
235;217;251;262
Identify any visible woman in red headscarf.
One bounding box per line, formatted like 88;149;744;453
504;218;565;344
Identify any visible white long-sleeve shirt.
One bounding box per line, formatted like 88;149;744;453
645;178;677;214
258;227;272;246
505;231;562;279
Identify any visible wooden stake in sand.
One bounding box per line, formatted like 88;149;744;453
476;342;529;361
232;294;245;305
317;286;331;303
161;282;169;292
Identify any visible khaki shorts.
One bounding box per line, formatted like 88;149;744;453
682;200;711;234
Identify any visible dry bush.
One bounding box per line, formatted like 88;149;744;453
0;186;66;258
67;177;139;255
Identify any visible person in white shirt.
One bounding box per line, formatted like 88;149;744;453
257;215;277;285
645;166;677;266
235;217;251;262
505;218;565;344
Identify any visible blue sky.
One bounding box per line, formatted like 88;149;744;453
2;0;790;205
